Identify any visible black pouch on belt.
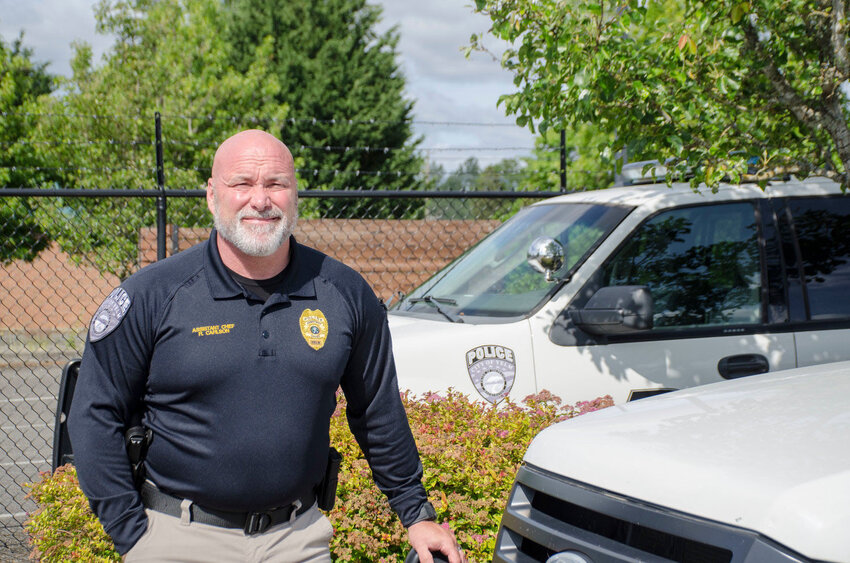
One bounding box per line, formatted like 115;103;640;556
125;424;153;489
316;447;342;511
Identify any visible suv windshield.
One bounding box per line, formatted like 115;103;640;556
393;202;631;320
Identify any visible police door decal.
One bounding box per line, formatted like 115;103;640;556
466;345;515;403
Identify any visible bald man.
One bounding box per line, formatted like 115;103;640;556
69;130;463;562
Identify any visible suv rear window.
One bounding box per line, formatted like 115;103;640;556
784;196;850;320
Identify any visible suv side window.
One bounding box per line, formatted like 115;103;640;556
601;202;761;329
784;196;850;320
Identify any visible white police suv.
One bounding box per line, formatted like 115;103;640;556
492;360;850;562
389;167;850;405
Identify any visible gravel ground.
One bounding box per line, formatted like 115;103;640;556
0;525;30;562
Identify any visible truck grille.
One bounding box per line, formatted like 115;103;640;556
526;490;730;562
493;464;809;563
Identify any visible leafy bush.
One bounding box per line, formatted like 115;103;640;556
25;465;120;562
25;391;613;562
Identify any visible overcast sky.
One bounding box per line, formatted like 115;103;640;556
0;0;536;170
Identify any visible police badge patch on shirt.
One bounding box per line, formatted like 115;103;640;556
89;287;131;342
300;309;328;350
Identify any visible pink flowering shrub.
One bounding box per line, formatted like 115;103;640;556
327;390;613;562
25;390;613;562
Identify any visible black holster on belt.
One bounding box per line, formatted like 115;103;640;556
316;447;341;511
125;417;153;489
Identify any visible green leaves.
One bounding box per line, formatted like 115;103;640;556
0;34;55;263
730;2;751;24
25;465;121;562
667;134;684;155
678;33;697;56
308;389;614;561
472;0;850;189
21;0;292;277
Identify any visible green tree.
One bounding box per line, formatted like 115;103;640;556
477;158;523;192
427;157;527;219
473;157;527;220
424;158;477;219
441;157;482;193
472;0;850;188
0;33;54;263
522;126;618;192
222;0;424;217
30;0;290;278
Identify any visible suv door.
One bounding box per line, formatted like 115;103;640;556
776;195;850;365
532;200;797;403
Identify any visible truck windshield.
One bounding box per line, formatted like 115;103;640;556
394;202;630;320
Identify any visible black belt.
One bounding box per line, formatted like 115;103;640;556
140;482;315;535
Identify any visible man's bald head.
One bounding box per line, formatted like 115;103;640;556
210;130;295;182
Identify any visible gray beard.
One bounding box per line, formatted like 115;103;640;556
213;201;297;257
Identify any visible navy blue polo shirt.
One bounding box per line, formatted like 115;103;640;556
68;232;426;554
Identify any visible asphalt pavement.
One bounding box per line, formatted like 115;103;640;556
0;355;67;559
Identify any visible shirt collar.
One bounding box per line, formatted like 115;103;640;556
204;229;317;301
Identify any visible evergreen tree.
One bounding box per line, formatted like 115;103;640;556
223;0;424;217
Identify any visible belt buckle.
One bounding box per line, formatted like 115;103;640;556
244;512;273;535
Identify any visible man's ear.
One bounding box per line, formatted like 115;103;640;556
206;179;215;215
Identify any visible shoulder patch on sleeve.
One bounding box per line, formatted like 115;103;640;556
89;287;132;342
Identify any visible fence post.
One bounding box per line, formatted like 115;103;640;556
155;112;167;261
560;129;567;192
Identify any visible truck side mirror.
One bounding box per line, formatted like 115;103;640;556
569;285;653;335
527;237;565;282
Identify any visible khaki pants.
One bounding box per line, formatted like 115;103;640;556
124;502;333;563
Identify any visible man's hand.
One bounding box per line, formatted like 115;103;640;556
408;520;466;563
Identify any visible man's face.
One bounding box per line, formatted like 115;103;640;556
207;135;298;258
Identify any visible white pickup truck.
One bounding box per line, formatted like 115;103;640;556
389;169;850;405
491;360;850;562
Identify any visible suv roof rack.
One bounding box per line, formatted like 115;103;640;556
615;160;668;186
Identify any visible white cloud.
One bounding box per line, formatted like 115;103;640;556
374;0;534;168
0;0;112;76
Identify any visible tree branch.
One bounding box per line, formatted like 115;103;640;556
832;0;850;77
742;23;820;125
742;163;843;183
743;20;850;187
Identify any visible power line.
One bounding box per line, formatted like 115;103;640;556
0;111;546;177
0;111;526;128
0;187;564;198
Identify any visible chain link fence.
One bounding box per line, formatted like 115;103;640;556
0;189;557;558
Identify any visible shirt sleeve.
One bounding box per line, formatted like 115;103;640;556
67;284;154;554
339;286;429;527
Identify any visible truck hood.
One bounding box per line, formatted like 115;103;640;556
525;361;850;561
